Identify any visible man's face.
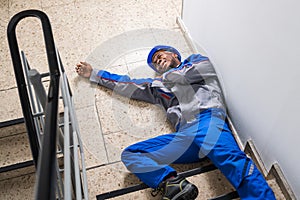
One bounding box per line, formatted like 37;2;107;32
152;50;181;74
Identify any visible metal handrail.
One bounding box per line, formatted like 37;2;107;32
7;9;89;200
7;9;60;200
7;10;45;167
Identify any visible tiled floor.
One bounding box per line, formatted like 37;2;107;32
0;0;286;199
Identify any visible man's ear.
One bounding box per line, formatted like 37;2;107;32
172;53;180;62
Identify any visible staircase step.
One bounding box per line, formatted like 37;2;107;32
244;139;295;199
0;160;35;181
0;118;26;138
0;172;35;199
268;163;297;200
0;132;32;166
267;178;286;200
0;125;34;180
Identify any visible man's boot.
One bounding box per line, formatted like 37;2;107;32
160;176;199;200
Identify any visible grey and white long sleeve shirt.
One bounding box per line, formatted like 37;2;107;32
89;54;225;130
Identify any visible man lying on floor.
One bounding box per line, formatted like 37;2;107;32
76;45;275;200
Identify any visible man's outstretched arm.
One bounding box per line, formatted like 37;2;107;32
75;61;158;104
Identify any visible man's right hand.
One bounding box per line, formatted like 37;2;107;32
75;61;93;78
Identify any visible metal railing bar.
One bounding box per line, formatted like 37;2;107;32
57;51;73;98
55;119;64;200
58;121;71;128
21;51;38;115
57;56;78;199
67;84;89;200
55;161;64;200
36;102;45;136
32;112;45;118
72;131;82;200
78;139;89;200
65;82;89;200
28;68;47;110
35;76;60;200
22;52;45;147
75;122;89;200
64;106;72;200
57;49;88;200
33;69;45;129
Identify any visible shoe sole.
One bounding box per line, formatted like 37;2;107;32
171;183;199;200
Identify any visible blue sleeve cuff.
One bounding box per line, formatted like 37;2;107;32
89;69;101;83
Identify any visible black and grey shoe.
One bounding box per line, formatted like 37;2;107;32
160;176;198;200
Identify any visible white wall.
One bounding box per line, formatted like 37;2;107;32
182;0;300;197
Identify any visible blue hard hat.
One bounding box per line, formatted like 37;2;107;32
147;45;181;72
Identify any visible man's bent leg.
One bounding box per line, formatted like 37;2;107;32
121;131;201;189
121;134;178;189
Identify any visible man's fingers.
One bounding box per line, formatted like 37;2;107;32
75;63;83;73
80;61;88;65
